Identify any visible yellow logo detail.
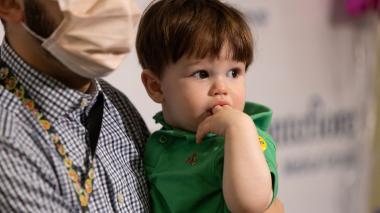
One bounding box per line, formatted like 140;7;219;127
259;136;267;151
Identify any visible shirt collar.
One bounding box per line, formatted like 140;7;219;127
153;101;273;134
243;102;273;131
0;40;101;122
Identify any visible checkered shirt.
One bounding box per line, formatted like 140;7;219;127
0;41;150;212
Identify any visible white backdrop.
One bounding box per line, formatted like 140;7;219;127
107;1;378;212
1;1;378;212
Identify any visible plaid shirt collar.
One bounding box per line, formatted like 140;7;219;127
0;40;101;122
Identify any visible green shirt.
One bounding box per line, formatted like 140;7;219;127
144;102;278;213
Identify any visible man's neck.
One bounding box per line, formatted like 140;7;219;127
5;25;92;93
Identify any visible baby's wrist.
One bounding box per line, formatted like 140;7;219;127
225;117;256;138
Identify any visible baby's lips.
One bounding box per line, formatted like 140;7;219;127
212;100;229;108
210;104;227;113
206;102;230;115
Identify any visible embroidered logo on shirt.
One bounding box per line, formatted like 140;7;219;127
186;152;198;166
259;136;267;151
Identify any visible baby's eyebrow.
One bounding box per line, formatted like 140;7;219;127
183;59;203;67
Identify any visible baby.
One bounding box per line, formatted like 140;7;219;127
136;0;278;212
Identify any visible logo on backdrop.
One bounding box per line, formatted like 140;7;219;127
269;95;358;145
269;95;363;175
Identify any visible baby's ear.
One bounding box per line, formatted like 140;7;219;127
141;69;164;103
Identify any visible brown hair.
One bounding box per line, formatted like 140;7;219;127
136;0;254;77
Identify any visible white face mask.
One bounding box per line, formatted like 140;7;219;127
24;0;141;79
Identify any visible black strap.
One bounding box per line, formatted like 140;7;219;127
85;92;104;158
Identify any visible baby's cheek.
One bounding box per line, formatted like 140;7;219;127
235;95;246;111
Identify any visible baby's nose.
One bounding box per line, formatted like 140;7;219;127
210;81;227;96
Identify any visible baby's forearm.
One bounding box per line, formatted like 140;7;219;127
222;120;273;213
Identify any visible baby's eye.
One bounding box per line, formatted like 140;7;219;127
226;69;239;78
192;70;209;79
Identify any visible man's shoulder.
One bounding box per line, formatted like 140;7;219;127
0;87;44;148
0;107;20;142
0;87;68;169
0;87;23;141
98;79;150;147
98;79;125;97
98;79;137;110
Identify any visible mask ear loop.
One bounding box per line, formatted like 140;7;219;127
21;0;66;42
21;22;47;42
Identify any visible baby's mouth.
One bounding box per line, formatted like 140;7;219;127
206;104;226;115
205;100;231;117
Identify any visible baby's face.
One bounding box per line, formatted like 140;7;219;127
160;46;247;132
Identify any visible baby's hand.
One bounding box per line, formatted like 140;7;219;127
196;105;255;143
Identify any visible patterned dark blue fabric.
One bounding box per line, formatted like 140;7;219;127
0;41;150;212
